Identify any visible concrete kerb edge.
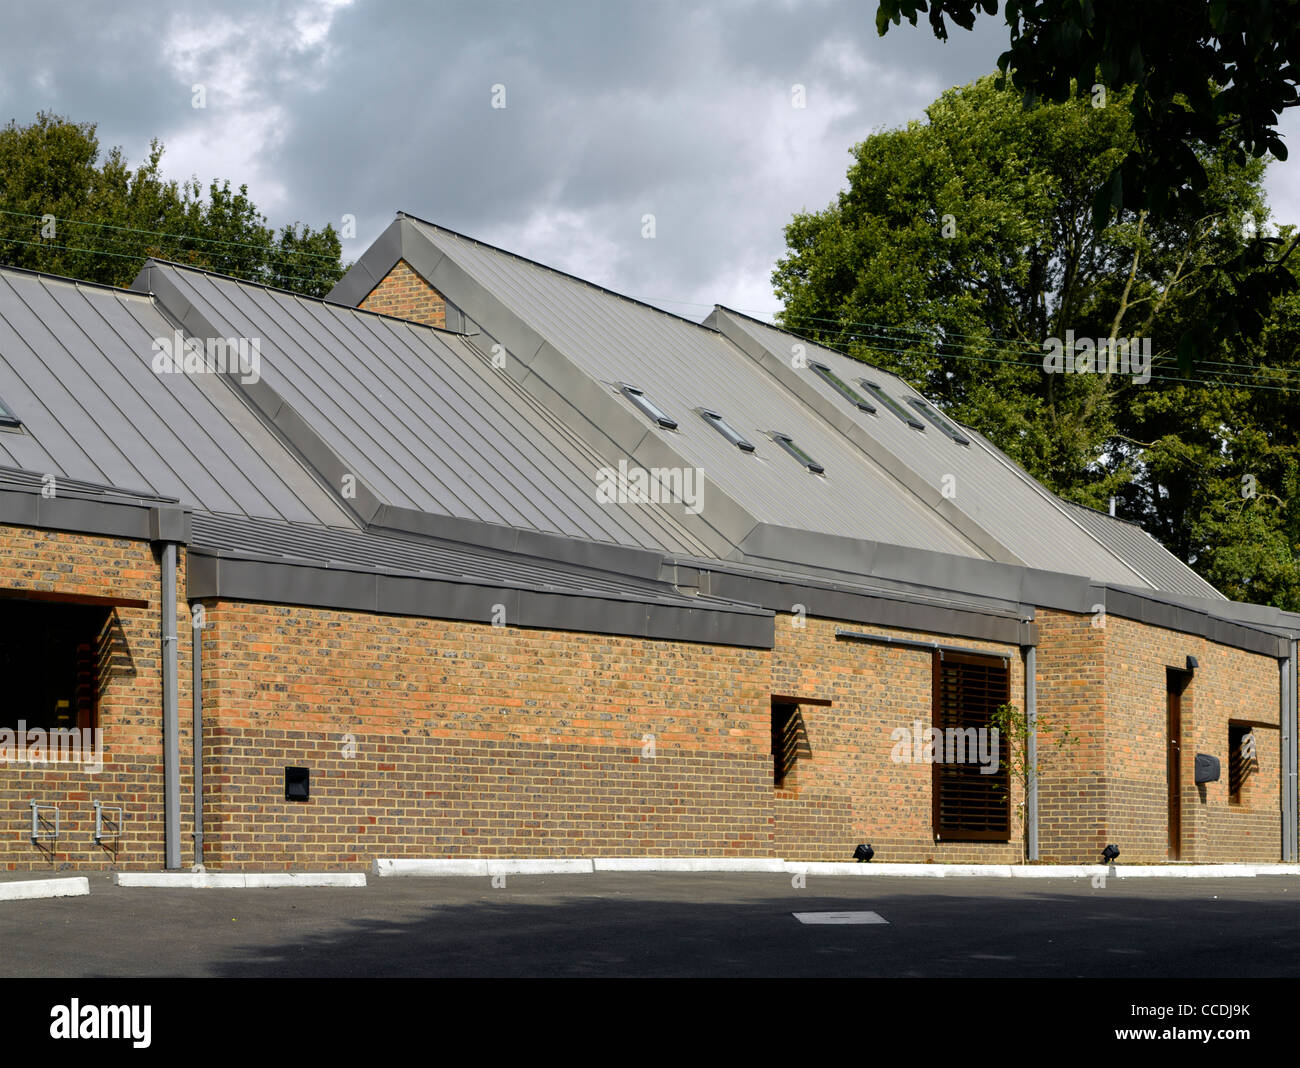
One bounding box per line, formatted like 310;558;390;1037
0;877;90;901
111;872;367;888
371;858;1300;879
46;861;1294;887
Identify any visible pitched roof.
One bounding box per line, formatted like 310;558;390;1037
136;260;716;556
0;266;351;526
334;215;998;560
330;214;1219;600
1057;499;1224;600
708;305;1212;594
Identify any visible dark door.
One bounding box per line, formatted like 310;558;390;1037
1166;670;1186;860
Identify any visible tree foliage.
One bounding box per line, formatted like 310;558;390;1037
0;113;345;296
875;0;1300;369
774;76;1300;608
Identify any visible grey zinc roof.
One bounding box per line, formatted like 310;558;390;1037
0;267;352;526
708;307;1166;591
137;261;715;557
374;216;991;560
1058;500;1226;600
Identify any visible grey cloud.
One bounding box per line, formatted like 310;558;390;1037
0;1;1112;319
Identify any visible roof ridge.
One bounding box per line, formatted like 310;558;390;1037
139;258;472;336
0;261;155;300
711;302;896;380
395;210;728;336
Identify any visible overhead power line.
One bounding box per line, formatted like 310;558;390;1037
0;208;342;264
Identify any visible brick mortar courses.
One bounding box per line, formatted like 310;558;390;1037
358;259;447;329
0;526;194;871
771;613;1025;863
199;600;772;868
3;524;1286;871
1034;609;1106;863
1102;613;1280;863
200;602;1030;870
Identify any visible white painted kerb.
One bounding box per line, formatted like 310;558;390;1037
0;877;90;901
112;872;366;888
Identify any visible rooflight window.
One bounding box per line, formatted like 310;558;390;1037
859;380;925;430
699;409;755;452
620;383;677;429
0;396;20;429
772;433;825;474
907;398;970;445
811;362;876;413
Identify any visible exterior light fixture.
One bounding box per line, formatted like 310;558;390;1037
1101;844;1120;863
853;843;874;863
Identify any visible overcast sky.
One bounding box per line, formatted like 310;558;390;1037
4;0;1299;321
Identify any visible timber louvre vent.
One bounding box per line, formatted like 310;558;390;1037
771;700;810;788
1228;723;1255;804
932;651;1011;841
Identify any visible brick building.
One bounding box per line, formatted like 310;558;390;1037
0;213;1295;871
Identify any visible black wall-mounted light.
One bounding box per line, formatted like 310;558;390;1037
1101;844;1120;863
285;766;310;802
1194;753;1221;784
1186;655;1199;671
853;843;874;863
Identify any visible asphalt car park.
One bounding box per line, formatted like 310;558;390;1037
1;872;1296;979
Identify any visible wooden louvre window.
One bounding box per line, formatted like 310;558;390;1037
0;599;111;732
771;701;810;788
932;651;1011;841
1228;723;1255;804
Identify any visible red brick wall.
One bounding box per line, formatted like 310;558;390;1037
357;259;447;328
196;600;773;869
1102;615;1280;863
3;521;1286;871
1034;608;1107;863
0;525;193;871
769;613;1026;863
1034;606;1283;864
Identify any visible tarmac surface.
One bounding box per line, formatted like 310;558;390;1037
1;871;1297;978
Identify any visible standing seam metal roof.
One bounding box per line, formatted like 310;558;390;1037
143;262;716;556
397;217;989;559
0;268;352;526
710;307;1177;591
1059;500;1225;600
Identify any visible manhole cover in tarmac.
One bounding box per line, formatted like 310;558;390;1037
793;911;889;925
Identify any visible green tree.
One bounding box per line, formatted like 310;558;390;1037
0;113;345;296
874;0;1300;369
774;75;1300;605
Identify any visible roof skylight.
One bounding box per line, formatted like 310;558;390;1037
907;398;970;445
859;380;925;430
620;383;677;429
699;409;755;452
0;396;20;429
772;433;825;474
811;362;876;413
